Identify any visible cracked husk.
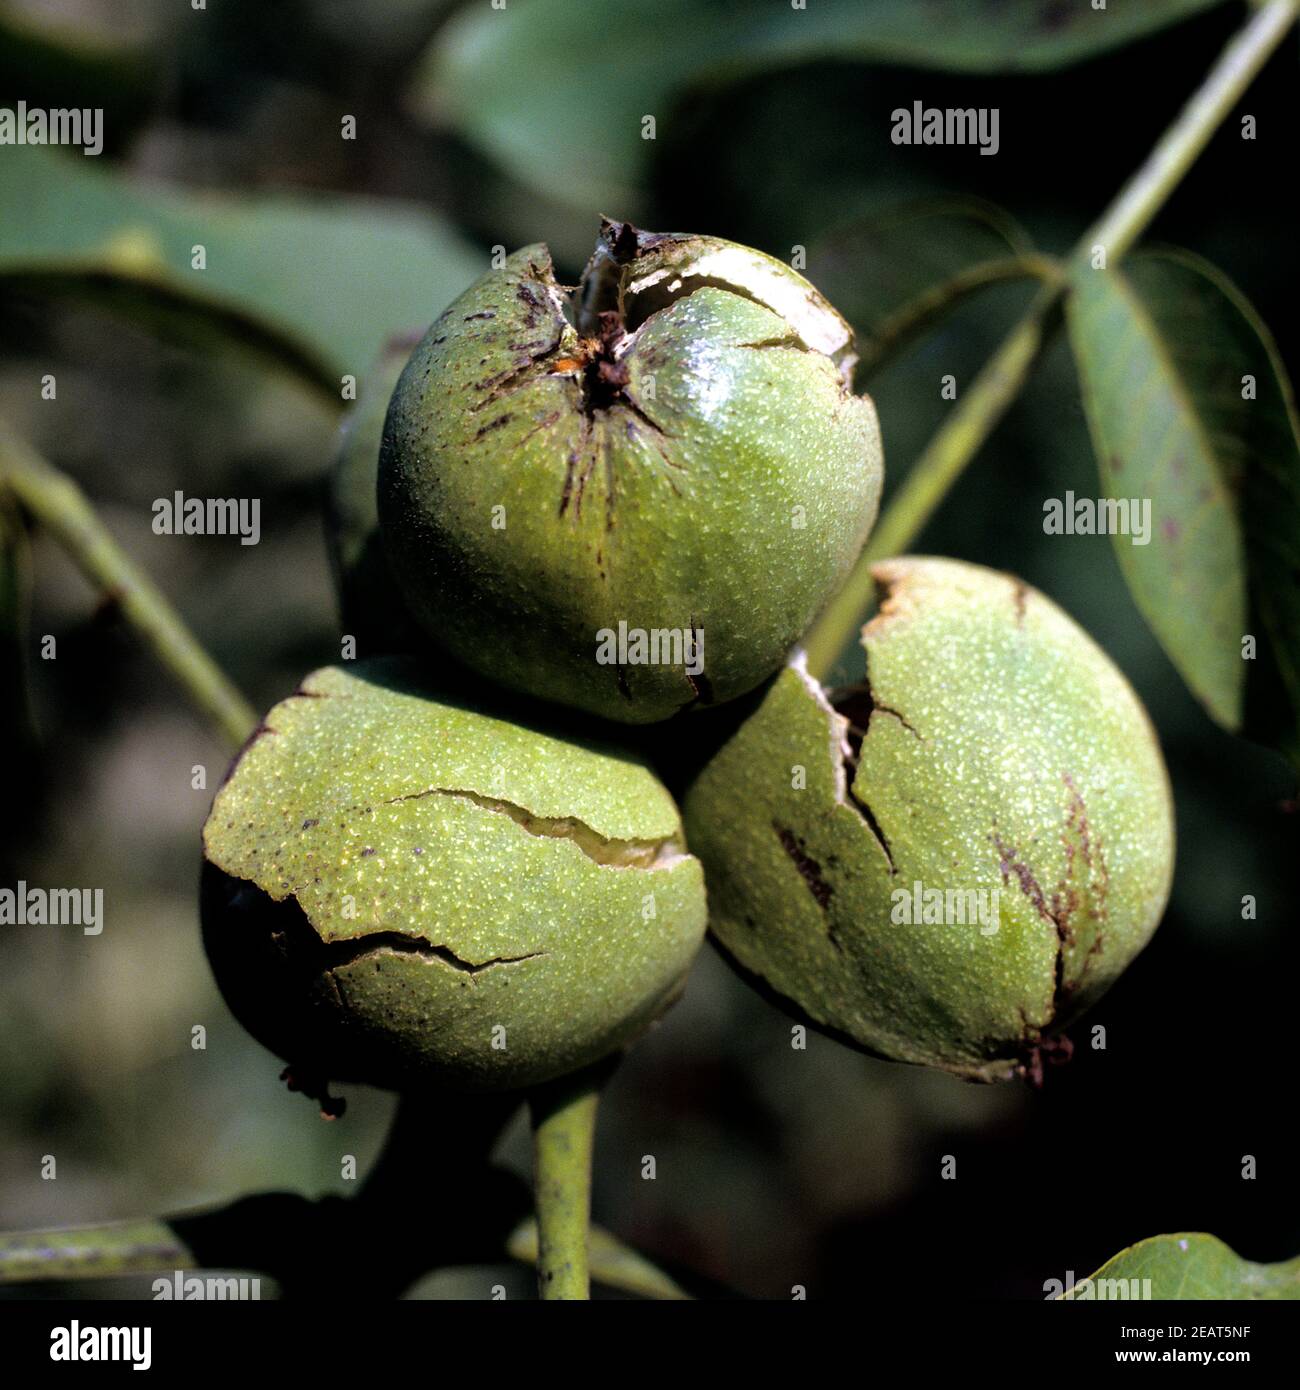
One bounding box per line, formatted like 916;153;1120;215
378;220;883;723
201;659;707;1093
683;557;1175;1082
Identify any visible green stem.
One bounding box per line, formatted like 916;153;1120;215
0;1219;194;1284
804;0;1300;682
857;253;1063;376
529;1068;604;1301
0;420;258;751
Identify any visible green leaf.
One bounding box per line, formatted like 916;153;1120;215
809;198;1052;376
0;267;345;400
507;1218;690;1300
744;0;1227;72
1062;1233;1300;1300
413;0;1226;210
0;147;483;388
1067;250;1300;757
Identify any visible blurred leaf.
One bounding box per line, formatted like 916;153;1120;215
0;146;483;387
403;1262;533;1299
0;5;156;140
809;198;1054;375
1067;250;1300;759
0;267;344;400
507;1218;691;1300
413;0;1226;210
735;0;1227;72
1062;1233;1300;1300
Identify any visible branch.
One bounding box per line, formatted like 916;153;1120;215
0;418;258;751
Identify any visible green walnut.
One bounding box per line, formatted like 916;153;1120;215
200;659;707;1094
378;219;883;724
684;557;1175;1083
325;332;424;654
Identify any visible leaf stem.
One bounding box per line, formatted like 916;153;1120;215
804;0;1300;682
0;420;258;751
528;1066;605;1301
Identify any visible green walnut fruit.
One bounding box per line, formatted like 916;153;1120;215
200;659;707;1094
325;332;424;654
379;219;884;724
684;557;1175;1083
